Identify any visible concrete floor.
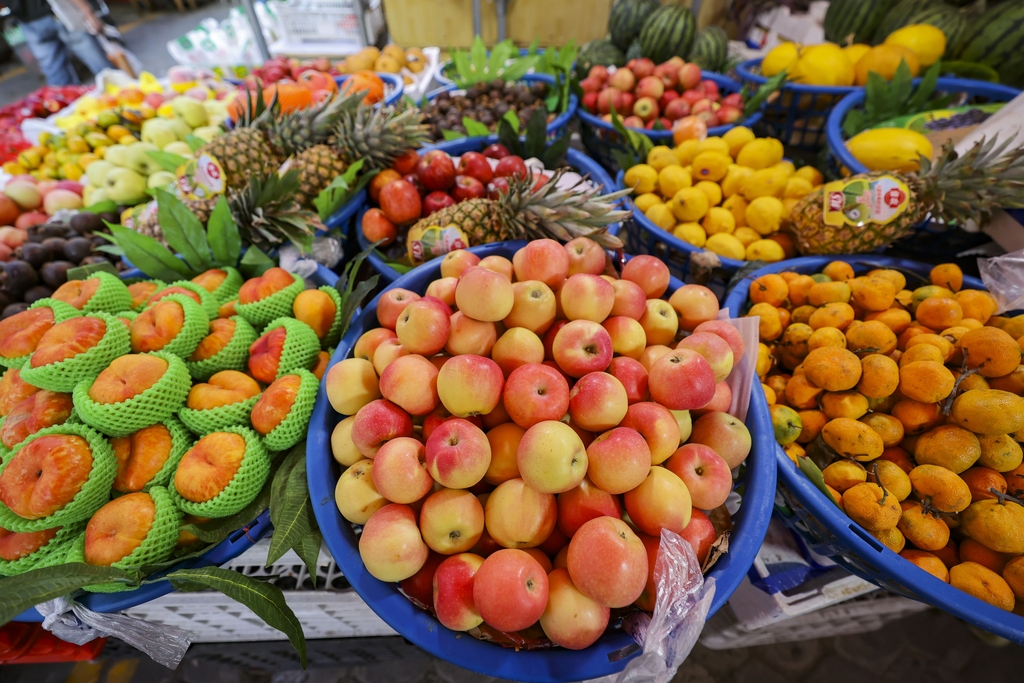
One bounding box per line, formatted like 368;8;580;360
0;1;233;106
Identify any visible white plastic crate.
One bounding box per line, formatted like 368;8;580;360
123;539;396;642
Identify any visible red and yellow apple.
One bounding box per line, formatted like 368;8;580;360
517;420;588;494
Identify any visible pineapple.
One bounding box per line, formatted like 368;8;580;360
289;144;349;207
789;137;1024;255
408;171;631;250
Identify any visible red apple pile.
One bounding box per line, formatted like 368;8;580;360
362;146;553;248
580;57;745;131
326;240;755;650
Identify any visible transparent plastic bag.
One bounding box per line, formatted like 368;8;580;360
587;530;716;683
37;596;195;669
978;248;1024;314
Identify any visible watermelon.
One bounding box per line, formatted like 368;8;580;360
638;4;697;64
872;0;969;56
689;26;728;73
626;39;644;61
609;0;660;51
824;0;896;44
955;1;1024;87
577;38;626;76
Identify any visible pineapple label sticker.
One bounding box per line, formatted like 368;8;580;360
407;225;468;264
822;176;910;227
177;154;226;201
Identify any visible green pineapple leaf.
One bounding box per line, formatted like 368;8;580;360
105;220;194;281
185;134;206;152
313;158;372;222
154;188;213;272
207;196;242;266
463;116;492;137
146;150;188;174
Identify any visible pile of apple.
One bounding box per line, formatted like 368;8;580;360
362;146;569;248
580;58;745;131
2;176;89;231
326;238;753;649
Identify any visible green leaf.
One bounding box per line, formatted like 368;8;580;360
470;35;488;81
107;222;193;281
502;109;520;133
527;37;540;56
154;188;213;272
336;242;381;339
545;93;560;113
500;55;540;82
864;70;887;123
743;71;786;119
497;117;523;157
94;243;125;257
380;255;413;274
239;245;276;278
452;50;474;86
165;567;307;667
524;106;548;160
146;150;188;174
797;452;834;505
185;134;206;152
67;261;118;281
609;107;653;168
540;133;571;169
441;128;466;141
207;197;242;266
295;530;322;582
556;40;577;71
267;444;314;568
843;110;866;138
183;453;281;544
462;116;491;137
313;158;373;222
81;199;118;214
489;40;516;76
0;564;134;626
907;62;940;114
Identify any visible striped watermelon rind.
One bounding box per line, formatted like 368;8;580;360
954;1;1024;88
872;0;968;57
824;0;896;45
577;38;626;76
638;4;697;64
689;25;728;73
609;0;660;51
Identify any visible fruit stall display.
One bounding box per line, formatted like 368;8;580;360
307;239;775;680
355;133;624;282
617;128;822;273
826;76;1020;177
0;192;342;621
0;87;90;166
725;255;1024;643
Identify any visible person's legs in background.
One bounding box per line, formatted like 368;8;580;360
19;15;79;85
56;22;112;77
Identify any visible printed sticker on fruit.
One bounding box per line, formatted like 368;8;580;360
178;155;226;201
822;176;909;228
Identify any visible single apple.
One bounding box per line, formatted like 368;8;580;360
444;311;498;357
608;357;649;404
425;417;491;489
359;503;429;581
623;466;692;536
440;249;481;279
639;299;679;347
610;280;647;320
676;331;734;383
517;420;588;494
485;422;525;485
325;358;380;416
419;488;485;554
494;155;529;180
552;320;614;378
564;237;605;276
567;517;647;608
482;143;511;159
377;288;421;329
557;477;622;537
416;150;457;192
437;353;504;417
664;443;732;510
540;567;610;649
648;349;716;410
395;299;451;356
423;190;457;214
477;255;514;280
603;316;647;360
560;274;615;323
619;401;681;465
458;151;494;184
586;427;651;494
456;267;514;322
433;552;486;630
669;286;720;333
451;174;487;201
473;548;549;632
513;239;570;288
491;327;545;377
335;459;387;524
505;280;557;334
568;371;628;432
351;399;415;458
371;436;433;504
503;363;570;429
689;411;751;469
485;478;557;549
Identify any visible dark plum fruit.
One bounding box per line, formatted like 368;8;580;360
39;223;68;239
63;237;93;264
69;212;102;234
19;242;48;269
40;237;67;261
40;261;74;289
23;285;53;304
78;255;109;266
1;303;29;319
2;260;38;293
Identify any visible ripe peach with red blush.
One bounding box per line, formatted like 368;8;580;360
0;369;39;417
51;278;100;309
292;289;337;340
127;281;160;309
0;307;55;360
0;390;73;449
111;424;174;493
175;431;246;503
89;354;168;405
129;301;185;353
248;327;287;383
190;319;236;362
84;492;156;566
251;374;302;435
192;268;228;293
237;267;294;304
0;433;92;519
0;527;59;561
187;370;260;410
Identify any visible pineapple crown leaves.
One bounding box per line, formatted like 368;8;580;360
913;134;1024;228
268;89;365;157
233;170;322;253
331;103;430;169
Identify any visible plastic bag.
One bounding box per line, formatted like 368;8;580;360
37;596;195;669
978;248;1024;314
588;530;716;683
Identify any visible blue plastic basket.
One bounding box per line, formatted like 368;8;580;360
307;240;776;682
424;74;578;142
736;58;859;150
358;144;623;284
12;262;339;622
578;72;764;173
337;72;405;108
825;77;1021;177
723;254;1024;644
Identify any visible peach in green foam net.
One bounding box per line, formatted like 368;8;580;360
179;393;260;436
168;425;270;518
133;293;210;360
184;316;257;382
153;281;219;319
236;272;304;329
256;369;318;452
75;271;133;314
0;520;86;577
257;317;320;381
0;298;81;370
20;312;131;393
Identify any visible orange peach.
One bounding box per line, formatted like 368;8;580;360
127;281;161;309
0;433;93;519
187;370;261;410
292;289;337;340
111;424;174;493
192;268;228;293
51;278;100;309
0;307;55;360
148;286;202;308
30;316;106;367
0;391;74;449
190;318;236;362
251;374;302;435
0;527;59;561
237;267;294;304
0;369;39;417
174;431;247;503
84;492;156;566
248;326;286;383
130;301;185;353
218;300;237;318
89;354;167;404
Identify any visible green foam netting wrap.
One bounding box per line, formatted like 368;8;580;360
0;520;86;577
135;293;210;360
205;267;243;305
258;317;320;381
159;281;219;319
20;313;131;393
72;351;191;438
184;316;257;382
169;425;270;518
258;369;318;452
0;299;82;370
178;393;259;436
320;286;344;350
0;423;116;532
236;273;304;329
129;280;166;312
79;272;134;314
117;310;138;322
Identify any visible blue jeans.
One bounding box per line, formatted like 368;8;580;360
19;15;112;86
